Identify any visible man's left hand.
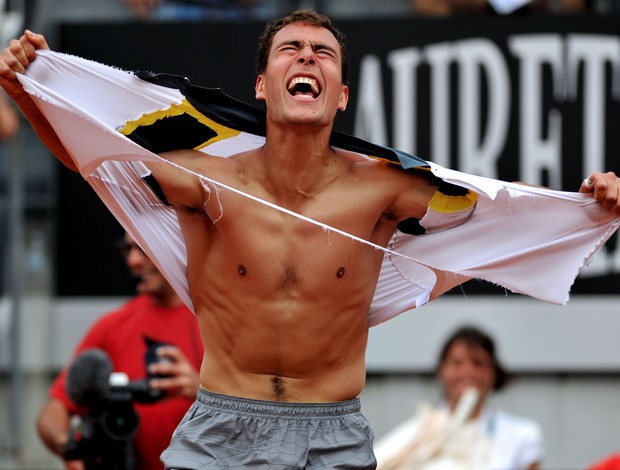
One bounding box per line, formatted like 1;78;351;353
580;171;620;216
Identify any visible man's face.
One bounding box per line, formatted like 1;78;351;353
120;234;170;298
438;341;496;406
255;22;349;129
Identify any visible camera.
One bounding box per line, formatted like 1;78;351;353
62;337;169;470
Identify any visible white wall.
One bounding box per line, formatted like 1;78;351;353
362;374;620;468
362;294;620;468
366;295;620;372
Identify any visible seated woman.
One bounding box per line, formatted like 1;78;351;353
374;325;543;470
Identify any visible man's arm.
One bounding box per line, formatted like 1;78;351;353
36;398;84;470
149;148;233;211
1;32;212;213
0;30;77;171
390;166;620;232
385;166;476;234
0;91;19;141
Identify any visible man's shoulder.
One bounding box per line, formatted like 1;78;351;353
160;148;222;166
164;147;245;175
96;295;149;323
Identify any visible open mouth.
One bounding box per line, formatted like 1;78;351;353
287;76;320;99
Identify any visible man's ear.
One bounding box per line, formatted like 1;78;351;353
255;74;266;101
338;85;349;112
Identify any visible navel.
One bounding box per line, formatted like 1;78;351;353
271;376;287;401
238;265;247;276
336;267;345;278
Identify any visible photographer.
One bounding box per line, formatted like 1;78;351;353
36;232;203;470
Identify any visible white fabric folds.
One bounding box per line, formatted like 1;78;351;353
19;50;620;326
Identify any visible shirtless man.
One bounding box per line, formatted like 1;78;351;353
1;10;620;469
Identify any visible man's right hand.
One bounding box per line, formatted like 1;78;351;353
0;30;49;99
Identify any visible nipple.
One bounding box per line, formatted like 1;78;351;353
336;267;345;278
238;265;247;276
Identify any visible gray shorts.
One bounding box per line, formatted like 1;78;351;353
161;388;376;469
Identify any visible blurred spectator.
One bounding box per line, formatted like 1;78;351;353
36;232;202;470
123;0;265;20
598;0;620;13
374;325;543;470
412;0;591;15
411;0;452;15
590;454;620;470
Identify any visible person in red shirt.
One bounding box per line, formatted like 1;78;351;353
590;454;620;470
36;232;203;470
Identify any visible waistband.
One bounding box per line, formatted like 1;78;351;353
197;387;361;418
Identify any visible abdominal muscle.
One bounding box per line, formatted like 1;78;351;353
194;265;372;403
187;225;379;403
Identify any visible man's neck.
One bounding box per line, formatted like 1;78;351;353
260;125;337;199
148;293;184;309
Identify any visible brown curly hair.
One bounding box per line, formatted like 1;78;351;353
256;9;349;86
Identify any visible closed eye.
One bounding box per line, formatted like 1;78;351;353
315;47;336;58
281;45;297;51
277;40;302;53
